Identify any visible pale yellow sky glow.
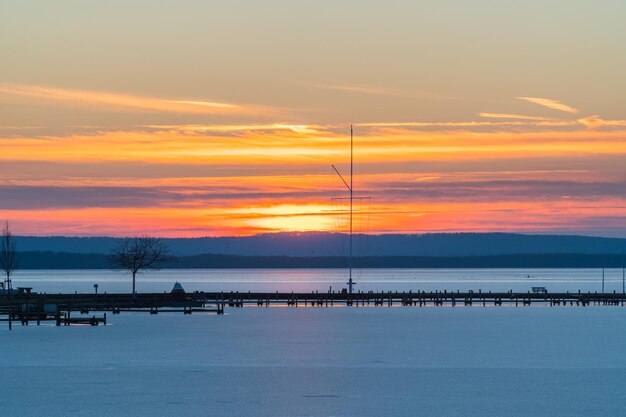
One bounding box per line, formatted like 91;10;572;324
2;0;626;237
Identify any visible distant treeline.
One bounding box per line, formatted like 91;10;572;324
14;233;626;257
15;251;626;269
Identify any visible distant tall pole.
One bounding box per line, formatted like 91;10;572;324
331;126;359;296
348;125;354;295
622;267;624;294
602;268;605;293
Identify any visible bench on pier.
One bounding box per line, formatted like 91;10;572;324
532;287;548;294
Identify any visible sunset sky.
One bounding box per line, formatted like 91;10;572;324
2;1;626;237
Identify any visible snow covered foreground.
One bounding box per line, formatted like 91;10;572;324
2;307;626;416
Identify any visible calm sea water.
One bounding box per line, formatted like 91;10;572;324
11;268;625;294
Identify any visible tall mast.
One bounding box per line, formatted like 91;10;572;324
349;125;354;295
331;126;362;296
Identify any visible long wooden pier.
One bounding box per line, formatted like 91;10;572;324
207;289;626;308
2;289;625;329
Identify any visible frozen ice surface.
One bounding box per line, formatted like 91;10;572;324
3;269;626;416
12;268;626;294
2;307;626;416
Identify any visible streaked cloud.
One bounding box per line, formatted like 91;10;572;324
413;176;441;182
517;96;579;113
0;83;272;116
357;121;502;128
165;100;236;109
355;120;574;129
313;83;460;100
144;123;322;134
478;113;558;121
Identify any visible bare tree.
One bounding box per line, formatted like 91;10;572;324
110;236;175;294
0;220;19;294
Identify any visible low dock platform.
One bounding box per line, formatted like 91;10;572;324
0;292;224;329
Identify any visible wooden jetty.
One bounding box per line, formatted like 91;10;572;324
2;289;625;329
0;291;224;329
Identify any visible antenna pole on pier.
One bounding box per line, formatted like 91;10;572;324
348;125;354;296
332;126;362;297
